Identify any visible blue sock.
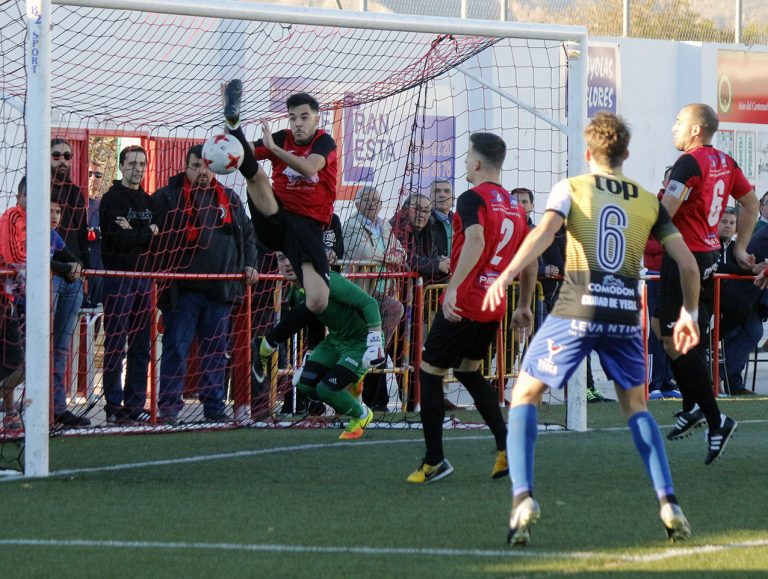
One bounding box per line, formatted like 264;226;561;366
629;411;675;500
507;404;537;498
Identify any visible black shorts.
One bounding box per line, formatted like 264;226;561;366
657;250;718;337
0;300;23;381
422;309;499;369
251;208;330;286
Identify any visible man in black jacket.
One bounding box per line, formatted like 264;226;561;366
718;208;768;394
154;144;258;422
50;138;91;428
99;145;158;424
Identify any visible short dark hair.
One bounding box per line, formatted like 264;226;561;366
50;137;71;150
431;179;452;198
286;92;319;113
723;206;738;216
760;191;768;207
469;132;506;170
511;187;534;203
18;176;26;195
186;144;204;167
119;145;147;165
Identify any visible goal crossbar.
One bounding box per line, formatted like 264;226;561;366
55;0;587;42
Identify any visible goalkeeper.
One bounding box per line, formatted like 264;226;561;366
260;252;384;440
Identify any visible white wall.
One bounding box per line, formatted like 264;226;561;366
597;37;768;197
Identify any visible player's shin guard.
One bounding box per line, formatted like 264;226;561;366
419;369;446;465
316;383;363;418
507;404;537;503
670;347;721;430
226;126;260;180
629;411;675;500
454;370;507;451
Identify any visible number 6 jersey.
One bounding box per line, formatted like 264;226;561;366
547;171;681;325
663;145;752;252
448;182;529;322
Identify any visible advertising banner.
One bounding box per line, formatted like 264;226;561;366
588;44;619;118
717;51;768;125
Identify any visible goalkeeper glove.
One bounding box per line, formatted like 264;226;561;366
254;337;276;383
362;331;386;370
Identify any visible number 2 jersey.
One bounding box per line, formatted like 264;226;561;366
664;145;752;252
448;182;529;323
547;171;681;325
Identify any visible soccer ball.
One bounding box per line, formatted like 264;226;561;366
202;133;244;175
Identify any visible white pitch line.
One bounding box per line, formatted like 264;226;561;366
2;417;766;482
0;538;766;564
11;435;488;480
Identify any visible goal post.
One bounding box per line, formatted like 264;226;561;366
12;0;587;477
24;0;53;478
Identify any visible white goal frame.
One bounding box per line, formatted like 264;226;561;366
23;0;587;477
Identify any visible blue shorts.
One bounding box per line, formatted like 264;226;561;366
521;315;645;390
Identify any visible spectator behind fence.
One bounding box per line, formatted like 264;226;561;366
99;146;158;425
717;207;768;395
390;192;453;409
50;138;90;428
0;178;27;270
0;178;87;428
430;179;454;257
341;186;405;410
0;177;27;434
84;159;105;307
755;191;768;233
324;212;344;271
154;144;258;422
391;192;450;284
50;190;88;427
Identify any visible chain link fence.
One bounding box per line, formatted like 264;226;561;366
258;0;768;44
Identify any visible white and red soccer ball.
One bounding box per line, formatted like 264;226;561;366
202;133;244;175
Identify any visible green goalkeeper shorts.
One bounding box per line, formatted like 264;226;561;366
308;336;367;380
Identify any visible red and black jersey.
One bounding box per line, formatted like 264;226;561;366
447;182;528;322
663;145;752;252
253;128;337;225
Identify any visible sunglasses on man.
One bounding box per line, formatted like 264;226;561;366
51;151;72;160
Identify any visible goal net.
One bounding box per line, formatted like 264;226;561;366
0;0;585;475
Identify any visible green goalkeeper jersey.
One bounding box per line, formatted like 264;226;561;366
286;271;381;342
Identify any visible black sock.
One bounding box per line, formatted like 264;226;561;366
586;356;595;390
419;369;446;465
670;348;721;430
266;303;316;345
454;370;507;451
227;126;260;180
